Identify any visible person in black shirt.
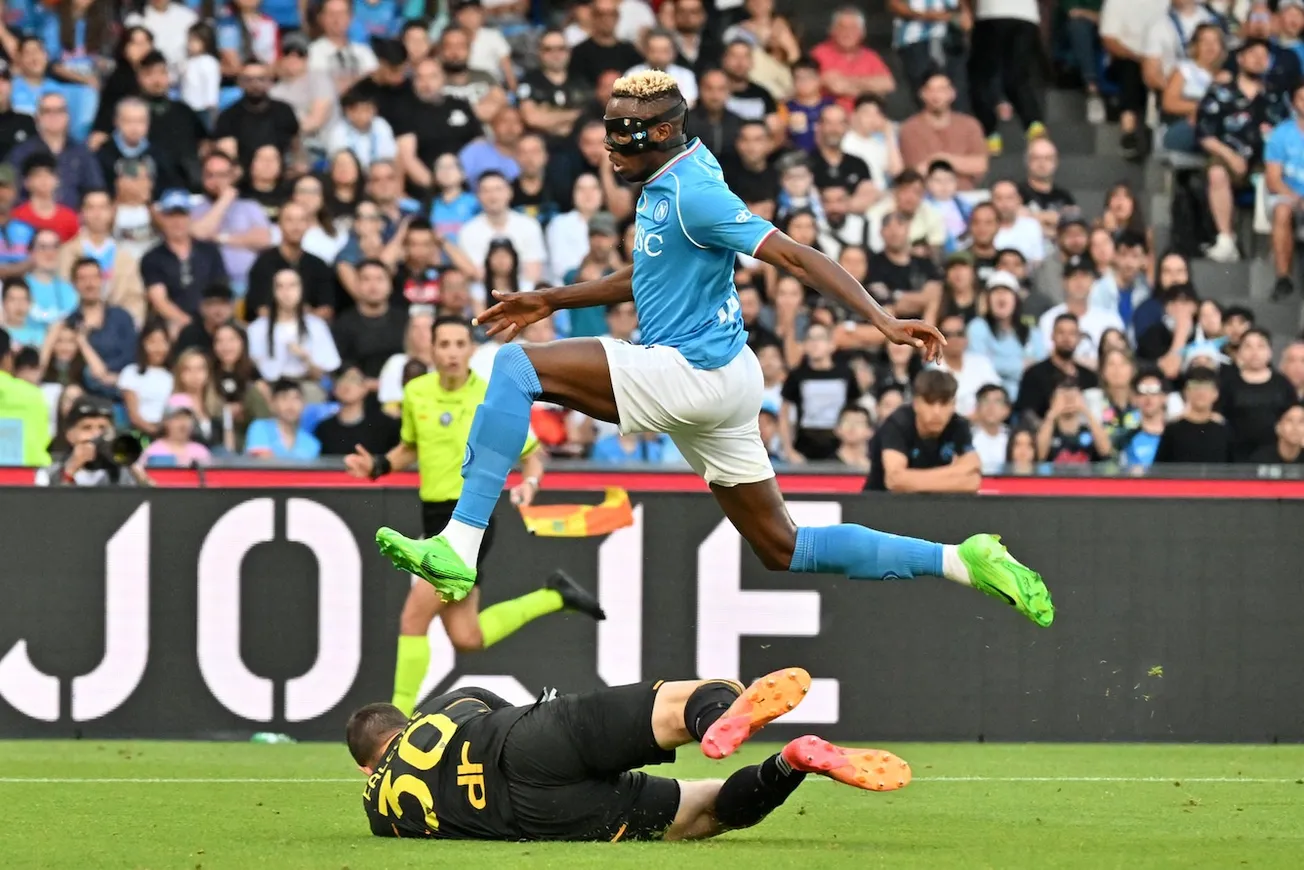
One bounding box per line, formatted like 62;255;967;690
672;0;723;76
96;96;183;194
1219;327;1298;460
964;202;1001;285
809;104;873;208
1154;366;1230;464
721;41;778;128
397;58;482;195
140;191;229;331
0;67;36;163
1035;380;1110;464
129;51;208;192
517;29;588;144
569;0;643;86
1247;403;1304;464
866;369;979;492
245;203;335;320
348;672;896;842
867;212;942;318
391;219;461;306
314;363;400;455
1199;39;1291;262
355;37;414;132
721;121;779;216
779;323;861;461
1017;138;1076;238
1136;283;1198;367
688;70;745;163
172;282;235;358
738;284;779;349
511;133;563;226
332;259;408;381
214;61;300;170
1014;313;1099;424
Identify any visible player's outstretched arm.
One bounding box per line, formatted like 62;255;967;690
755;232;946;362
476;266;635;340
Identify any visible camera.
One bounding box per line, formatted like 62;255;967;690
86;432;145;471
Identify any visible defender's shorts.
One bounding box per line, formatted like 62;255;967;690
500;681;682;842
599;337;775;487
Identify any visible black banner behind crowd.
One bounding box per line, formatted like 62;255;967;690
0;488;1300;743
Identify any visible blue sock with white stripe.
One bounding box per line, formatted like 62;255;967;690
441;345;540;566
789;525;943;580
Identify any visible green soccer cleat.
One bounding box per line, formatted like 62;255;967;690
957;534;1054;627
375;528;477;602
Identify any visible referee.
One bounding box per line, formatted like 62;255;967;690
346;315;604;715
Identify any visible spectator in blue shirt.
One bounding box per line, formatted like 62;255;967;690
429;153;480;244
458;106;523;185
10;34;59;117
0;279;44;348
349;0;403;40
1265;80;1304;300
0;166;34;278
244;377;322;460
591;431;666;464
10;34;98;143
1118;369;1169;468
63;257;137;394
965;275;1046;401
24;228;76;337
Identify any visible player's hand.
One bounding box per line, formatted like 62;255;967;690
343;444;375;479
509;479;537;507
879;317;946;363
474;289;554;340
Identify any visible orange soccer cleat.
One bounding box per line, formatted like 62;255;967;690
781;735;912;792
701;667;811;760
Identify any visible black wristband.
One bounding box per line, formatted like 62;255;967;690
370;454;393;480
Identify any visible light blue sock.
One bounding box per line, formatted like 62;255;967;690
450;344;541;529
789;525;943;580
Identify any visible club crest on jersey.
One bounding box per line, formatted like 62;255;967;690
440;411;453;426
653;199;670;222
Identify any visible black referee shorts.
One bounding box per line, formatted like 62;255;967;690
499;681;682;842
421;500;496;577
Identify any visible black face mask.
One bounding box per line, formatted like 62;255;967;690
443;61;468;75
604;99;688;155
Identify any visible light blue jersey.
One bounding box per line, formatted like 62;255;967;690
632;139;777;370
1265;118;1304;197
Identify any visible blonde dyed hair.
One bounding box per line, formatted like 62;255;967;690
612;69;680;101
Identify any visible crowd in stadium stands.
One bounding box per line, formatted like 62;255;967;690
1;0;1304;486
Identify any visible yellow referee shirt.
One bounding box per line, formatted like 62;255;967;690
400;370;540;503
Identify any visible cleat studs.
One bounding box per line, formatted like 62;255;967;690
785;701;794;709
877;781;885;789
787;670;797;678
801;686;809;694
766;679;776;687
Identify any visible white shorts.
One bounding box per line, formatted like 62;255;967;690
598;338;775;487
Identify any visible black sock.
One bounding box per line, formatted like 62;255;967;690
713;753;807;829
683;680;743;742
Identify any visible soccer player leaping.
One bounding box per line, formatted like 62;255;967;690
375;69;1053;628
349;666;910;841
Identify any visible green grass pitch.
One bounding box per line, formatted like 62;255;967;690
2;741;1301;869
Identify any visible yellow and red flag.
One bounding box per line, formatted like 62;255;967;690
518;487;634;538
